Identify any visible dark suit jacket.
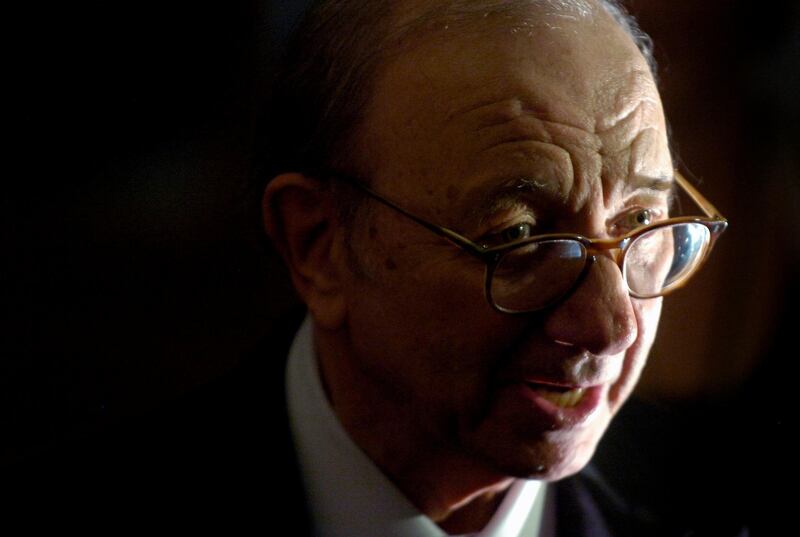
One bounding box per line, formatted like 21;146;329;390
4;309;747;536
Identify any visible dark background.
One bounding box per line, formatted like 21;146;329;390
4;1;797;533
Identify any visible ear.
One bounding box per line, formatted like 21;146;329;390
263;173;348;330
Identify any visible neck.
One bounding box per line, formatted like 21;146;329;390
315;326;515;532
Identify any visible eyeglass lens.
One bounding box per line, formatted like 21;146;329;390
489;223;712;313
624;223;710;297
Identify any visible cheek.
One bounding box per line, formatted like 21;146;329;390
636;296;663;351
609;297;662;408
346;243;526;410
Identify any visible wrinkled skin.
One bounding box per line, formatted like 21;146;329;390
272;0;673;531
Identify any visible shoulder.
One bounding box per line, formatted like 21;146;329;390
556;465;749;537
556;396;751;537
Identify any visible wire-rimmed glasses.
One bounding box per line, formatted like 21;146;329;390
322;170;728;314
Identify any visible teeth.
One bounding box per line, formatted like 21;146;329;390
539;387;585;408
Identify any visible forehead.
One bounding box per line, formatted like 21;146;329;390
358;1;671;224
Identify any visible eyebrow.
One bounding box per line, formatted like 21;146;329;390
622;174;677;211
459;173;676;229
624;174;675;194
459;176;562;229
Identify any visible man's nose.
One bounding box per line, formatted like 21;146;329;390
543;255;638;356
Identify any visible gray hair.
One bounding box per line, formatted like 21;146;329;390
259;0;656;189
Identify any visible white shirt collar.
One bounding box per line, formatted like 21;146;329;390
286;314;555;537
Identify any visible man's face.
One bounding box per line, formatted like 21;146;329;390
339;3;672;481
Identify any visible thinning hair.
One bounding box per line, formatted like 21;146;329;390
258;0;656;206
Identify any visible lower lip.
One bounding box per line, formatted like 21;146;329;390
500;383;605;429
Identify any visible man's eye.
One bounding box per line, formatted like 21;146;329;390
478;221;535;249
500;222;533;243
618;208;654;231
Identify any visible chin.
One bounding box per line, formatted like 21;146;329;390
464;414;611;482
515;436;601;482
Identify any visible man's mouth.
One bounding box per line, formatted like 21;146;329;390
524;383;586;408
495;380;605;429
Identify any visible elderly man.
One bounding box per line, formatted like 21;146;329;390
4;0;739;534
262;0;730;536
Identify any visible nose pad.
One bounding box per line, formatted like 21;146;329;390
544;255;638;356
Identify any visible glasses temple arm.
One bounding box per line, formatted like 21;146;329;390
326;172;488;257
675;171;726;220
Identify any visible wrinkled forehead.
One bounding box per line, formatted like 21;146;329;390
391;0;598;42
361;0;663;173
381;0;654;123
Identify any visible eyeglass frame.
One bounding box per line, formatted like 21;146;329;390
317;169;728;314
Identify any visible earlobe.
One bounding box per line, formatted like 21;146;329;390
262;173;348;329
